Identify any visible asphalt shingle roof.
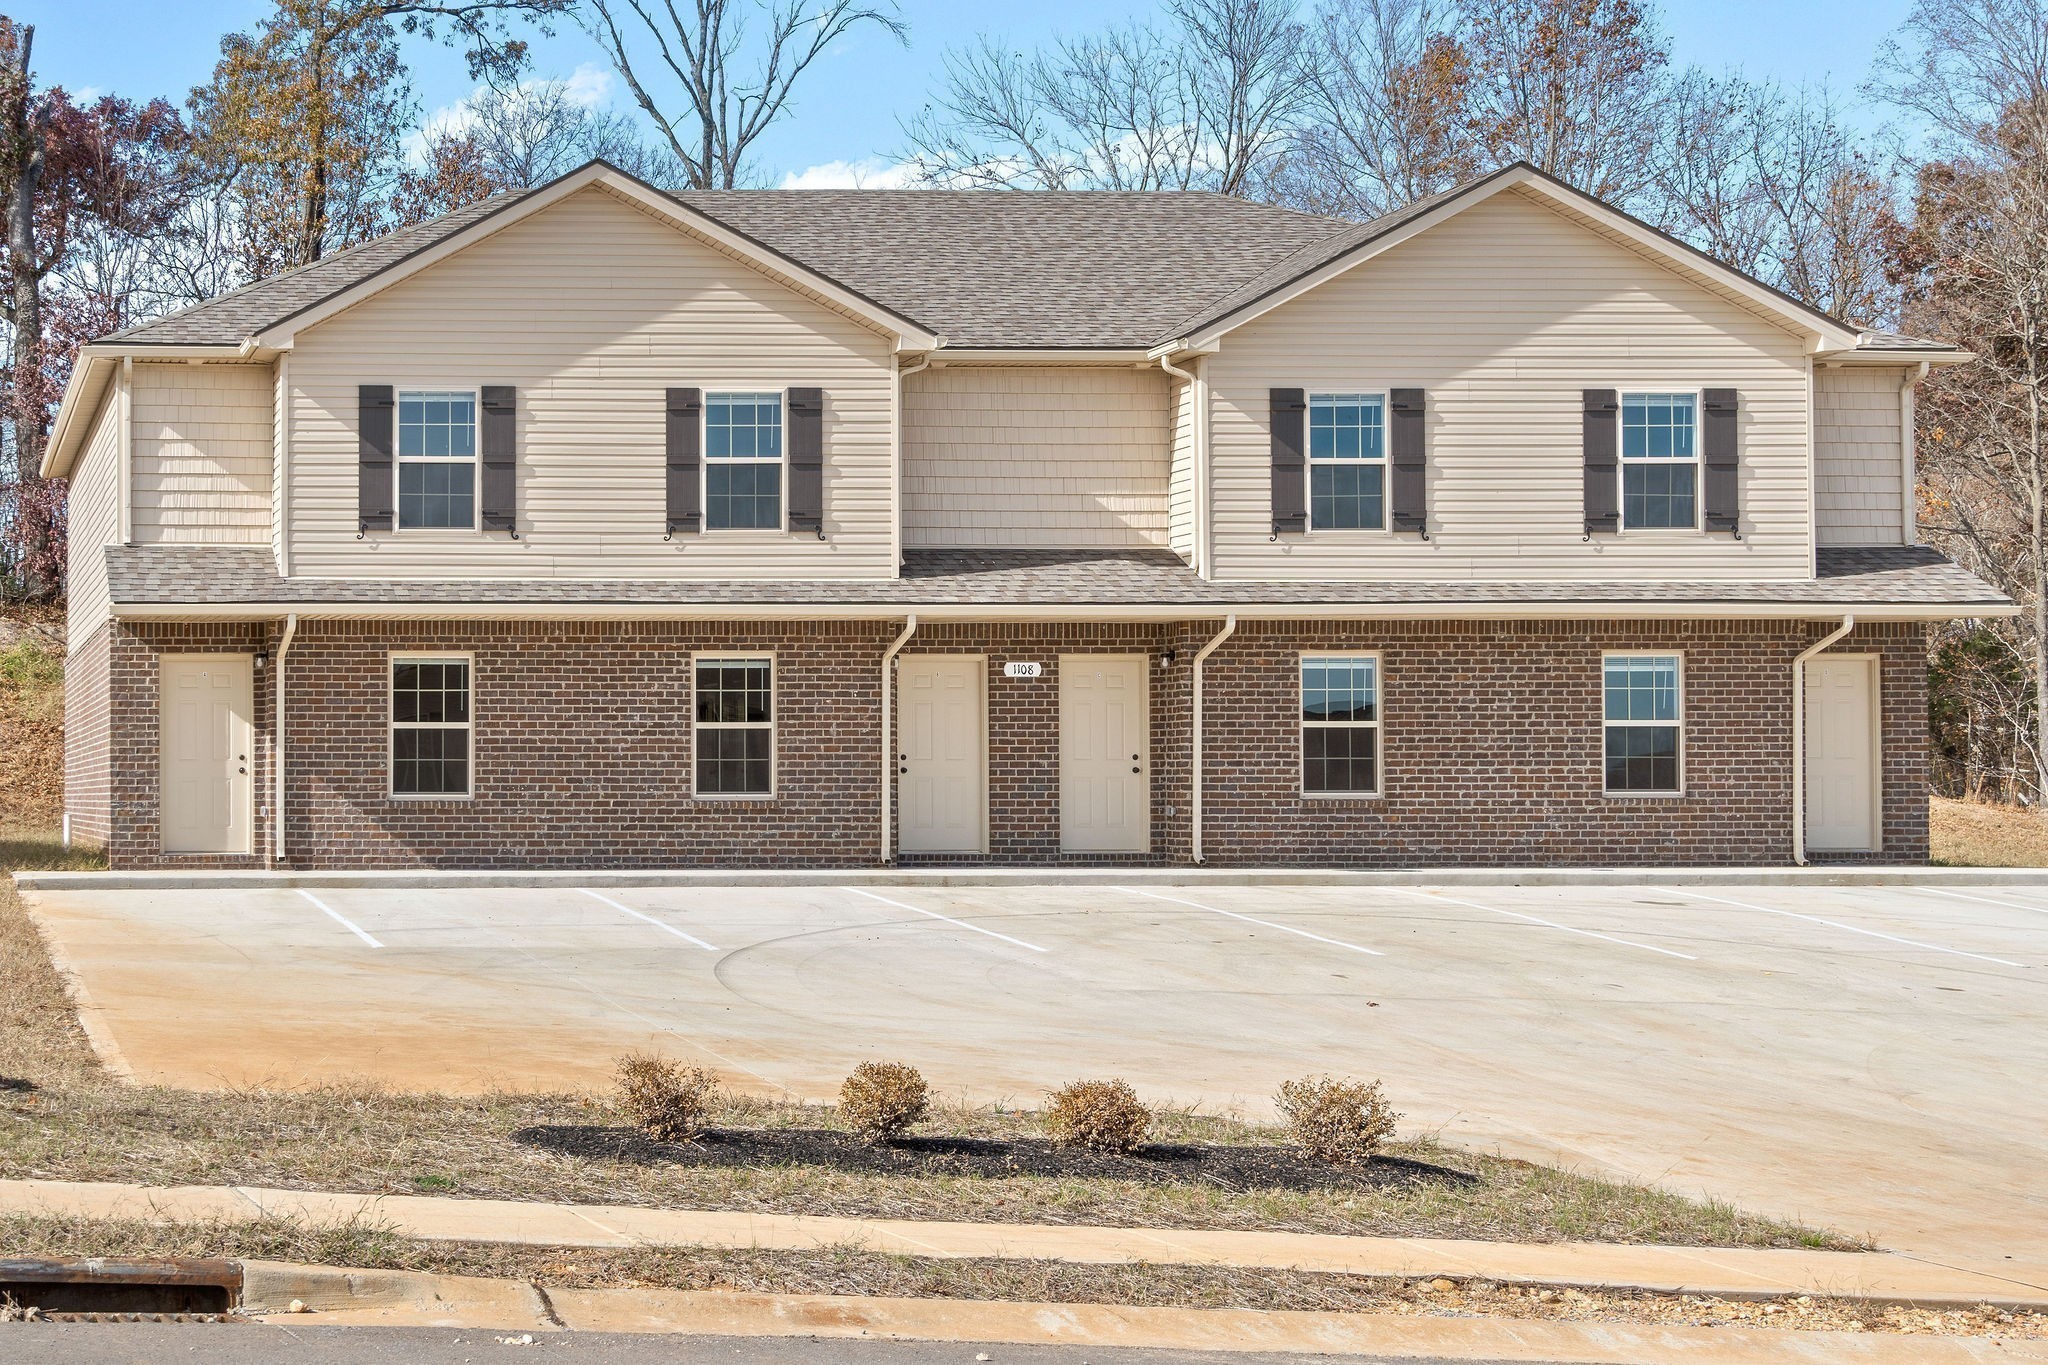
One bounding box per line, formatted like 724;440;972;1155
104;545;2006;612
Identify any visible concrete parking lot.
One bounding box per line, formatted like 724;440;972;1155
20;876;2047;1263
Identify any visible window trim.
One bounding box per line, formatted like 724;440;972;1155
700;387;790;535
1615;387;1704;534
1304;389;1391;536
691;649;778;800
392;386;483;534
388;650;476;801
1600;649;1686;798
1299;649;1385;799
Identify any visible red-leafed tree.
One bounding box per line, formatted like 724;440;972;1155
0;18;190;601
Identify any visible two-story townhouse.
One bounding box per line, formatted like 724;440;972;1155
44;159;2010;870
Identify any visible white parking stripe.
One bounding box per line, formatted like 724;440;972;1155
579;889;719;952
297;889;383;948
1388;888;1698;960
1129;889;1385;956
844;888;1049;953
1919;887;2048;917
1671;889;2028;967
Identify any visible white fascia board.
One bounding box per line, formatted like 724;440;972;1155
1190;167;1862;354
112;598;2016;624
1815;348;1977;367
251;163;939;353
924;348;1155;366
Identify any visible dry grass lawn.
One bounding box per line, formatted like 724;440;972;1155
1931;795;2048;867
0;1211;2035;1338
0;829;1859;1251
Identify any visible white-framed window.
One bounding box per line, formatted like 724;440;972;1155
1308;392;1387;531
1301;652;1382;796
1603;652;1683;794
704;391;784;531
693;653;775;796
396;390;479;530
1619;391;1699;530
390;653;473;798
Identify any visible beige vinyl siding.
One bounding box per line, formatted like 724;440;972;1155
66;389;120;650
1815;366;1906;547
1207;186;1814;581
902;365;1171;549
1168;368;1196;562
286;186;896;580
131;362;274;545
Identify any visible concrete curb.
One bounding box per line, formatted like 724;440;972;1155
16;864;2048;891
6;1177;2044;1311
236;1259;2046;1361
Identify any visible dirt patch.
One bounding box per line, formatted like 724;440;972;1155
1932;795;2048;867
0;611;66;829
514;1124;1475;1194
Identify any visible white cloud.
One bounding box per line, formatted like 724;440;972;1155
563;62;613;109
779;156;916;190
71;85;103;103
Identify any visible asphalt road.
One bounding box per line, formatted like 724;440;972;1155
0;1323;1511;1364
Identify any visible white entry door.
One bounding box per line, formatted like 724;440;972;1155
898;656;986;853
1805;655;1879;852
159;654;255;855
1060;654;1150;853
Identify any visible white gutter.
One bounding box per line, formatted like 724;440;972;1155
878;614;919;862
1189;613;1237;864
1791;613;1855;866
272;612;298;868
1901;362;1929;546
108;599;2017;625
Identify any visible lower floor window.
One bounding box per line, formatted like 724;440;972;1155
391;655;472;796
1302;654;1381;794
695;655;774;795
1603;653;1682;793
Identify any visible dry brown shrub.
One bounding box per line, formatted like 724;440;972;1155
1275;1075;1400;1165
614;1053;719;1143
1043;1079;1149;1154
838;1061;931;1143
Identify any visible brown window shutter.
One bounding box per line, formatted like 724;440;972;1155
357;385;394;534
666;387;702;536
480;386;517;538
787;387;824;536
1582;389;1619;536
1702;388;1740;535
1389;388;1427;536
1270;388;1306;536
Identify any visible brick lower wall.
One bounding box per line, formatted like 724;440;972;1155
91;616;1929;869
62;620;113;849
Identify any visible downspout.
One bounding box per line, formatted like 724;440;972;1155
895;351;936;571
1791;613;1855;866
1901;362;1929;546
1189;613;1237;864
1158;349;1212;579
272;613;298;868
879;614;919;863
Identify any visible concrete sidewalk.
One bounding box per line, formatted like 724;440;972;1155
5;1177;2044;1310
19;864;2048;891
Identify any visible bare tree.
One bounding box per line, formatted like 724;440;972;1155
1877;0;2048;799
579;0;907;189
1281;0;1474;217
902;0;1305;195
451;76;680;186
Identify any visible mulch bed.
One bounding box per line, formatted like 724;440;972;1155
512;1125;1474;1194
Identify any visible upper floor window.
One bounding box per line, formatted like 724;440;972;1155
705;392;783;531
1308;392;1386;531
397;391;478;530
1620;392;1698;530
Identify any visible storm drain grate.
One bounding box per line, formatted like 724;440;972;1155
0;1257;242;1319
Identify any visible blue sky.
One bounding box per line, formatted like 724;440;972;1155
17;0;1918;186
